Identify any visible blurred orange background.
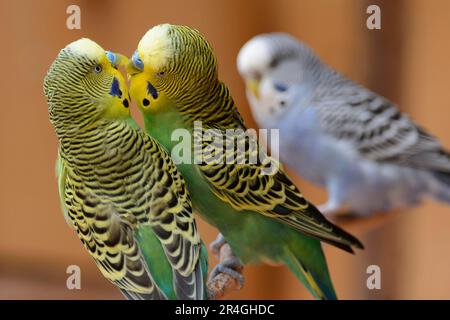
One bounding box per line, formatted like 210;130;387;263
1;0;450;299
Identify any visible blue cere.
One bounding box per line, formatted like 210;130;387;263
274;82;288;92
105;51;116;66
132;50;144;70
147;81;159;100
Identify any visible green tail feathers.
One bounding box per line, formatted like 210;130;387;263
199;241;210;299
135;226;209;300
282;237;337;300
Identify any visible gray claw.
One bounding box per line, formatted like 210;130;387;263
209;256;245;288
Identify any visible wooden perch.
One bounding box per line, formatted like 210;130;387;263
207;243;244;300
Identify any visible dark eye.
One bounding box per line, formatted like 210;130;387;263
274;83;288;92
93;65;102;73
156;71;166;77
269;58;279;69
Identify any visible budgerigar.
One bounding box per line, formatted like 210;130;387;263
44;38;208;300
126;24;363;300
237;33;450;216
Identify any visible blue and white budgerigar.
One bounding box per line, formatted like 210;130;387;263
238;33;450;216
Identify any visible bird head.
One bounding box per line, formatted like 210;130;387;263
127;24;219;118
237;33;320;123
44;38;130;136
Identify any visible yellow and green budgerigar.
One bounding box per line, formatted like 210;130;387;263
44;38;208;300
126;24;364;300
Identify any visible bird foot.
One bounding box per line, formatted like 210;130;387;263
209;233;226;258
207;236;244;300
209;256;245;287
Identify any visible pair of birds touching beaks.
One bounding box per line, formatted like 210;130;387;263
44;23;450;300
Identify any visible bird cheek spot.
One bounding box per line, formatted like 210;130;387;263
122;98;129;108
146;81;159;100
109;77;123;99
143;98;150;107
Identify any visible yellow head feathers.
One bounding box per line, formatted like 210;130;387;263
128;24;221;119
138;24;174;71
136;24;217;73
66;38;106;62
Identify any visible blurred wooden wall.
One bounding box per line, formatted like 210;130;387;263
1;0;450;299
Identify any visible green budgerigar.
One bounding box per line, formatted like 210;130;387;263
44;38;208;300
127;24;363;299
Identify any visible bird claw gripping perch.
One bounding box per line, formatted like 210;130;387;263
207;234;244;300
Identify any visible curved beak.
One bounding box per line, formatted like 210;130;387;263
247;79;260;99
126;60;141;77
106;51;130;70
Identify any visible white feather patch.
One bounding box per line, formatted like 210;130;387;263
237;37;272;77
138;24;174;70
66;38;104;61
